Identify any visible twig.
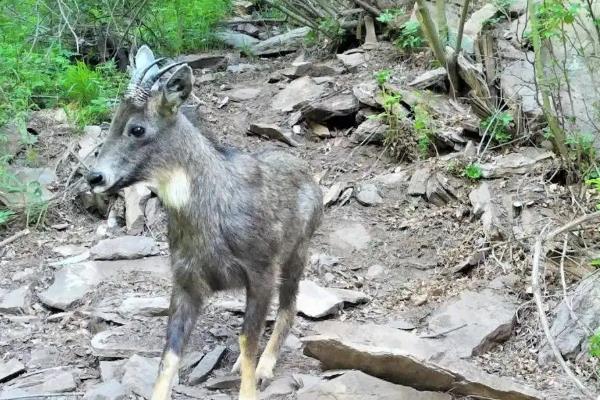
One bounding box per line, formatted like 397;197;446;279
531;215;600;399
0;229;30;249
56;0;80;54
420;323;467;339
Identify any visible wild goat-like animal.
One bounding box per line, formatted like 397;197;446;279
87;46;323;400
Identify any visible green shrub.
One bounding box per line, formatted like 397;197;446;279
464;163;483;180
481;112;513;143
395;20;424;50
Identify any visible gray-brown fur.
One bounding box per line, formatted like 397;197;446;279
87;46;323;400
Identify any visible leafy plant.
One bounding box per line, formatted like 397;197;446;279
464;163;483;180
377;8;404;24
536;0;580;39
374;69;392;86
413;104;433;157
493;0;515;14
589;332;600;358
481;112;513;143
394;20;424;50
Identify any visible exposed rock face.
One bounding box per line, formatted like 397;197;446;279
539;278;600;364
303;321;542;400
251;27;311;56
297;370;452;400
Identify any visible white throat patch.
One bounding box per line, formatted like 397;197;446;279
155;168;191;210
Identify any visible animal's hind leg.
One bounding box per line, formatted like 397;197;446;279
256;245;306;381
151;286;201;400
239;282;273;400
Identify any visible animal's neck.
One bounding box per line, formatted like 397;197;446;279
153;116;229;212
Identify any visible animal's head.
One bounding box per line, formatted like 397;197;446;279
87;45;193;193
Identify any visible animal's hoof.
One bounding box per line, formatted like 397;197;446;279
255;354;276;382
231;355;241;373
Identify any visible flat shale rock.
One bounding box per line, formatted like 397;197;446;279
91;323;164;358
121;355;161;399
0;285;30;314
479;147;554;178
247;123;298;147
178;54;227;70
0;358;25;383
297;281;343;318
0;367;78;397
352;81;380;107
427;289;517;357
336;51;367;70
303;321;541;400
39;257;170;310
297;370;451;400
83;379;129;400
354;183;383;206
251;27;310;56
300;94;359;122
297;280;367;318
351;117;388;145
539;278;600;364
118;296;169;317
271;76;325;112
188;345;227;385
90;236;159;260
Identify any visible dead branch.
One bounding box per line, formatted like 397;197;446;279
0;228;31;249
531;212;600;399
351;0;381;16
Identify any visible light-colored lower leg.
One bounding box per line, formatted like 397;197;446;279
256;307;294;381
151;350;180;400
238;335;258;400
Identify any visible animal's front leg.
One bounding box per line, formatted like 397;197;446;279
151;287;200;400
238;284;272;400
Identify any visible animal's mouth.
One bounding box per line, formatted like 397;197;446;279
92;177;123;195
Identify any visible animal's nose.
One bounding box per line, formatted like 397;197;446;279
87;171;104;187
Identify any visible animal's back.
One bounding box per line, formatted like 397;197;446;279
255;148;323;239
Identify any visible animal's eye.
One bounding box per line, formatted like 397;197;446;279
129;126;145;137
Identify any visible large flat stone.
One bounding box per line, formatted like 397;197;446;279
0;367;78;397
39;257;170;310
271;76;325;112
303;321;542;400
118;296;169;317
121;355;161;399
300;94;360;122
540;278;600;364
91;323;165;358
0;285;30;314
251;27;310;56
427;289;517;357
90;236;159;260
297;370;451;400
0;358;25;383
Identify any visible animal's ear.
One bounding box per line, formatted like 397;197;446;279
130;45;159;77
161;64;193;113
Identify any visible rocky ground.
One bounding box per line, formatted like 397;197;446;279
2;6;600;400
